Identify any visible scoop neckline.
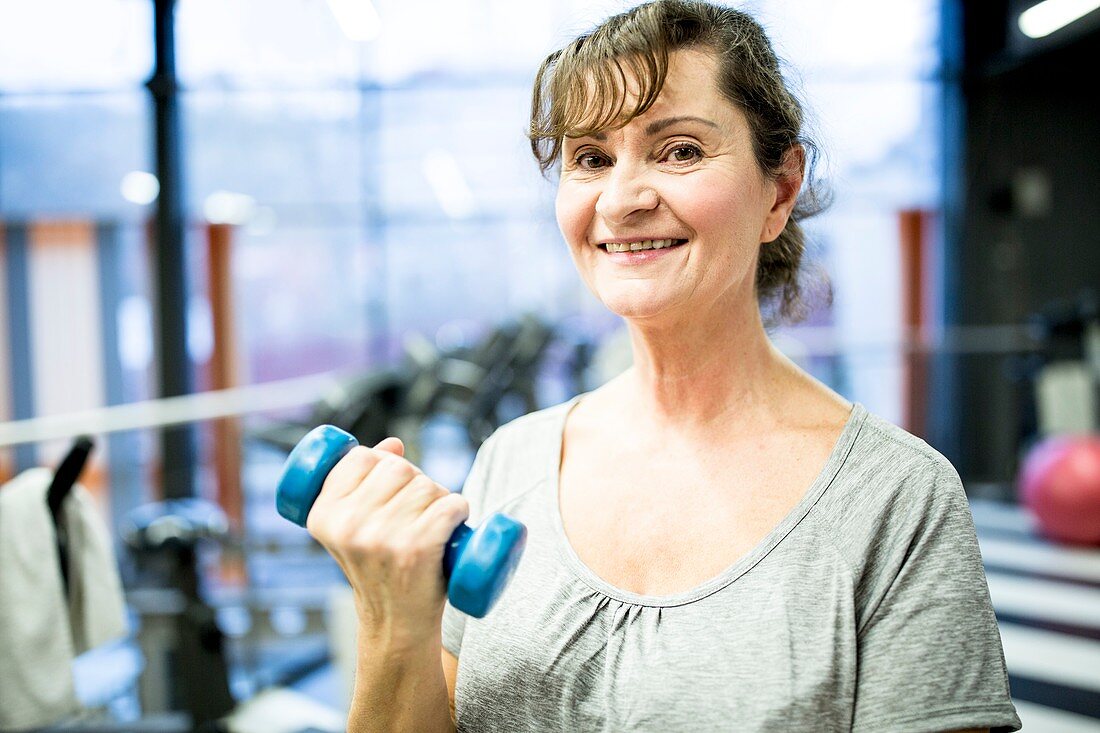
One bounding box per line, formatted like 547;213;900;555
544;394;868;608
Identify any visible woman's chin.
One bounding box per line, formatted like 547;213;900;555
600;296;678;322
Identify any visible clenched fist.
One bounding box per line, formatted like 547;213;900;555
305;437;469;648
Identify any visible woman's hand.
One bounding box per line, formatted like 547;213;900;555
305;437;470;650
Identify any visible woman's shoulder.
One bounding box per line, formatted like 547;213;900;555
842;408;962;493
813;408;996;645
815;406;973;574
460;397;578;520
487;396;579;450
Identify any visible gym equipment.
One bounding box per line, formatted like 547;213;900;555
1008;289;1100;493
123;499;237;728
275;425;527;618
253;370;411;456
123;496;350;731
418;314;553;448
1026;289;1100;436
1018;434;1100;545
251;314;555;459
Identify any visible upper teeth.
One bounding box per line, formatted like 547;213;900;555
603;239;680;253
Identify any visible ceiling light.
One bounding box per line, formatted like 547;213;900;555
203;190;257;225
120;171;159;204
1018;0;1100;39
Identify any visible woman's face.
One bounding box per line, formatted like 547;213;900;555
555;49;799;325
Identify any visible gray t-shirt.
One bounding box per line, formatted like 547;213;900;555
443;398;1021;732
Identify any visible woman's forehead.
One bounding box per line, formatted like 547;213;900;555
644;55;722;111
563;50;730;139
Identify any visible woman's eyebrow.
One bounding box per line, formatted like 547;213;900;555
567;115;719;144
644;115;720;136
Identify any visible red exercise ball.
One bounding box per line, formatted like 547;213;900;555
1019;434;1100;546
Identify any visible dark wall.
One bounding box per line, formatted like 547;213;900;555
936;1;1100;491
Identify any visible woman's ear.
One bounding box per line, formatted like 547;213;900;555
761;145;805;243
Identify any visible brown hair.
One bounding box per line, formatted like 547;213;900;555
529;0;830;324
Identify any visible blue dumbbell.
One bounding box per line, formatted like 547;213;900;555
275;425;526;618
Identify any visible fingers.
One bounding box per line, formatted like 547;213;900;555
356;452;425;509
320;445;387;502
373;437;405;457
320;443;419;504
412;492;470;545
323;445;442;520
311;440;462;551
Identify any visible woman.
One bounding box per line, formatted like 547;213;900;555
307;2;1022;731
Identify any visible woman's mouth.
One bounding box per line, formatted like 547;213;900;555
599;238;687;253
597;238;688;263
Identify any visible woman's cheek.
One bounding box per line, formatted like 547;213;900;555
555;181;594;251
701;189;766;270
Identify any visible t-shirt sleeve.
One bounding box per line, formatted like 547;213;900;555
851;461;1022;733
441;432;498;658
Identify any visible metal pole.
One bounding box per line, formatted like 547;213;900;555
2;223;38;473
147;0;195;500
930;0;965;471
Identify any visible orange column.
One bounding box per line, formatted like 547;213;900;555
899;210;932;438
207;223;243;529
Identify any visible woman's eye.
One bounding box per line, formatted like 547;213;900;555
665;144;702;164
575;152;610;170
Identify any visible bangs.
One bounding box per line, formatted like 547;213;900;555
553;52;667;141
530;14;677;174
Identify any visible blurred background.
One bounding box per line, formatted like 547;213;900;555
0;0;1097;730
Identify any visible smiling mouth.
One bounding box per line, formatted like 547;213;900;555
599;239;688;253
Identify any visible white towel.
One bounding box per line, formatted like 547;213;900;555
0;467;128;731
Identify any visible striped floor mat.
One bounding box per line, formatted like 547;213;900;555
971;499;1100;731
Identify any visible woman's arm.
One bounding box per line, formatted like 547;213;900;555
345;635;454;733
443;649;459;723
304;438;467;733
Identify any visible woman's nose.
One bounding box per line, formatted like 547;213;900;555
594;164;659;223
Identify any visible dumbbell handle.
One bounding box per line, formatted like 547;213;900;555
275;425;525;617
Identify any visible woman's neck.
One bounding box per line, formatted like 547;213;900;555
612;302;792;434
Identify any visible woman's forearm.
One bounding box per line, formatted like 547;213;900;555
347;629;454;733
